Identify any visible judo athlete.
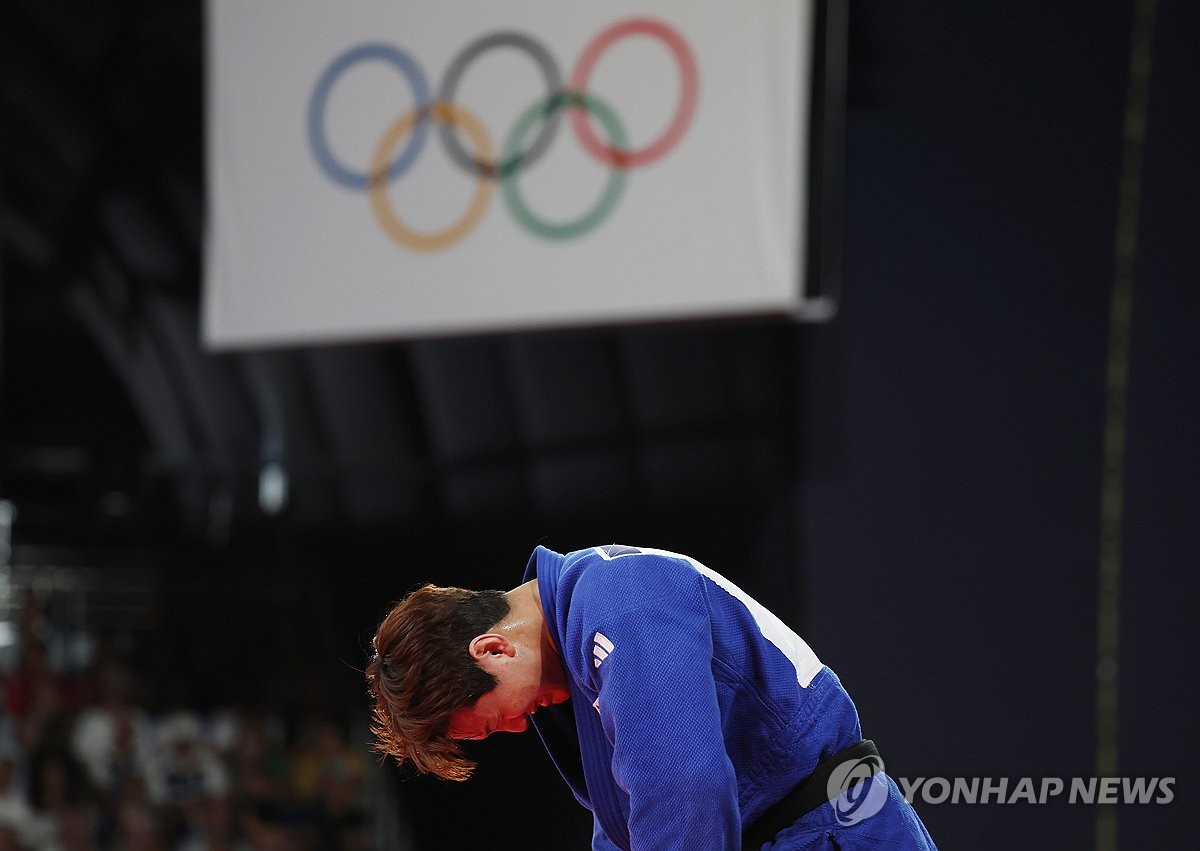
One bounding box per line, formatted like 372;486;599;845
368;544;937;849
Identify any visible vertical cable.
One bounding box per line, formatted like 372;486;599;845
1095;2;1157;849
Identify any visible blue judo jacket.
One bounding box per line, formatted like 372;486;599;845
523;545;937;851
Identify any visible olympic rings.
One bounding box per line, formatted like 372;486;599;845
307;18;699;248
308;43;431;190
569;18;699;169
437;32;563;179
369;101;496;252
501;92;628;241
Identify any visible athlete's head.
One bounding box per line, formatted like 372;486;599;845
367;584;509;781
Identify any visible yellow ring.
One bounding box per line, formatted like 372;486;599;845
368;101;495;252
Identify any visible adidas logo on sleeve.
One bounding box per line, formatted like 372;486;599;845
593;632;614;668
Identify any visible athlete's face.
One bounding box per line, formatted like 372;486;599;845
446;637;571;741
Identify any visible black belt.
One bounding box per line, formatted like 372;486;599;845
742;739;882;849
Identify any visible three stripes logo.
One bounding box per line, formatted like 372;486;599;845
593;632;614;668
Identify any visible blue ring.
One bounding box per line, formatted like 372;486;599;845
307;43;432;190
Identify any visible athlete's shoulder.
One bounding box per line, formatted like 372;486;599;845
565;545;705;615
577;543;699;569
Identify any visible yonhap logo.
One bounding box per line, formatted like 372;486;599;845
827;752;890;826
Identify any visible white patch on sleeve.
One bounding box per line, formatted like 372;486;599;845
585;547;820;686
595;545;823;688
693;563;823;687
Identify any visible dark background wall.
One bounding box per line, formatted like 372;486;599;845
1;1;1196;849
801;1;1198;848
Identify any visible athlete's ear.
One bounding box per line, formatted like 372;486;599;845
467;633;514;661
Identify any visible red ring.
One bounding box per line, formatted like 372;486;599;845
568;18;699;169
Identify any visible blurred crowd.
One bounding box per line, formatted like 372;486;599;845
0;597;370;851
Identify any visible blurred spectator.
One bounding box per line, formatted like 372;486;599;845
312;768;367;851
290;714;366;851
25;750;93;851
152;713;228;849
17;598;54;656
155;713;228;809
0;750;33;841
290;715;364;806
74;704;162;800
6;641;69;754
112;774;163;851
224;712;289;809
4;640;47;717
56;805;98;851
173;796;235;851
68;633;134;715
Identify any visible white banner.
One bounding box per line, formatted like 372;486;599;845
204;0;813;347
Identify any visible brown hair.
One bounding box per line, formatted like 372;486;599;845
366;584;509;781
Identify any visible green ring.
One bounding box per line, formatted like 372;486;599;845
500;91;628;240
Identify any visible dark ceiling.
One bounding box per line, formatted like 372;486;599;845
1;0;815;554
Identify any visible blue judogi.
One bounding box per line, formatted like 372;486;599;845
524;545;936;850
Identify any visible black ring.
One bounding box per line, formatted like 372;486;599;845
437;32;563;179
